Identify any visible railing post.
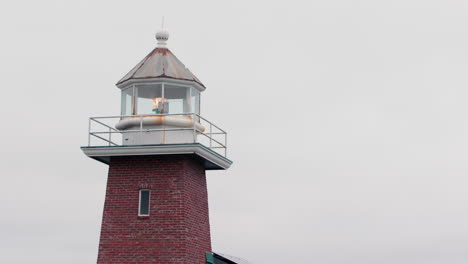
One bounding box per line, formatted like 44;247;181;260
192;113;196;143
140;115;143;145
209;123;212;148
225;132;227;157
88;118;91;146
108;127;112;146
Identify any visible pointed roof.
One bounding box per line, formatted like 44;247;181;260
117;48;204;88
116;30;205;89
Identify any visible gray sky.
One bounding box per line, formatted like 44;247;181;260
1;0;468;263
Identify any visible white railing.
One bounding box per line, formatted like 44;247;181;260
87;113;227;157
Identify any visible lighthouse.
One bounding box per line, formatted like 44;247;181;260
81;29;232;264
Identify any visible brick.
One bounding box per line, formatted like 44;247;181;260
97;155;211;264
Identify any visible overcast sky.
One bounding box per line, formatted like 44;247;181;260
1;0;468;263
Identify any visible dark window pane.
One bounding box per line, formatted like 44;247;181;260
139;190;150;216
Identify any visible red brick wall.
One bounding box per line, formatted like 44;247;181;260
97;155;211;264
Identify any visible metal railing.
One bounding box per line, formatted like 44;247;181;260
87;113;228;157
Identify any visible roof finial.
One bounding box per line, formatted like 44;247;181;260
156;17;169;48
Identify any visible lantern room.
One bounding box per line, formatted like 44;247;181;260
113;30;206;145
119;82;201;116
116;29;204;117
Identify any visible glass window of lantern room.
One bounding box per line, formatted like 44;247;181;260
164;84;190;114
190;87;200;122
136;84;163;114
121;87;133;116
190;87;200;115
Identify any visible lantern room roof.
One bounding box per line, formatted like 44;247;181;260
116;31;205;89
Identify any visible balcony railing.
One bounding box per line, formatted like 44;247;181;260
87;113;227;157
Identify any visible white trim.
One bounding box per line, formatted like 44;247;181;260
132;84;136;115
81;144;233;170
117;78;206;92
138;189;151;216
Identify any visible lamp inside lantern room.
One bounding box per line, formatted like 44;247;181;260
152;97;168;114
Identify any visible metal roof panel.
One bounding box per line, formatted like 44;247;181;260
117;48;205;88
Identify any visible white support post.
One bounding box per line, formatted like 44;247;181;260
88;118;91;146
140;115;143;145
225;132;227;157
109;127;112;146
209;123;212;148
192;113;196;143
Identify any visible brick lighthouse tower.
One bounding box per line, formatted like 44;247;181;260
81;29;232;264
